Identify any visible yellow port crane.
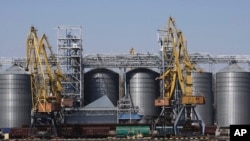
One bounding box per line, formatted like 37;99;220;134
155;17;205;135
25;26;65;137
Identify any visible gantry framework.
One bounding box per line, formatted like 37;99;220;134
82;53;161;68
0;57;26;69
56;25;83;106
82;53;250;72
1;53;250;71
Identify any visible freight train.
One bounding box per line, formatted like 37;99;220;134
0;124;217;139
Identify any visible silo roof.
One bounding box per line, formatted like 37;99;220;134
1;64;29;74
218;63;246;72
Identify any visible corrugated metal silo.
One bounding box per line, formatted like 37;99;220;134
192;72;214;125
0;64;32;128
216;63;250;127
84;68;119;106
126;68;160;117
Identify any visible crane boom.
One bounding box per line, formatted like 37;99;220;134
25;26;65;137
154;17;206;135
155;17;204;106
26;26;64;112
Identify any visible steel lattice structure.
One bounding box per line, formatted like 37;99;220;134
56;25;83;106
82;53;161;68
1;53;250;71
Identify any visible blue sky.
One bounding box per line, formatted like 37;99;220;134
1;0;250;57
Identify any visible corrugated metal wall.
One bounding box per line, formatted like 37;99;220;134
192;72;214;125
126;68;160;117
0;73;32;128
216;64;250;127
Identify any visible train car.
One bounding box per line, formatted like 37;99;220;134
116;125;151;138
204;125;217;135
58;124;116;138
9;128;29;139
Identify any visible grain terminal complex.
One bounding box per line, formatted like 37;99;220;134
0;17;250;140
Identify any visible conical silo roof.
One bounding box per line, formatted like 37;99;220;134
1;64;29;74
218;63;246;73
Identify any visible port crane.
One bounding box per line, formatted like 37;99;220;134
25;26;65;137
155;17;205;135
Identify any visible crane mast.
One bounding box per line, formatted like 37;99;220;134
155;17;205;135
25;26;65;137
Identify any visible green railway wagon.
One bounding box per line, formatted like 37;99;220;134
116;125;150;137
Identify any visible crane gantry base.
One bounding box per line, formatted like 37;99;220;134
29;111;60;138
174;105;205;135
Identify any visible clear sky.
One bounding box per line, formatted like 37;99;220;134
1;0;250;57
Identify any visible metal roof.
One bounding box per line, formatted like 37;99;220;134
0;64;29;74
118;113;142;120
218;63;246;72
84;95;115;108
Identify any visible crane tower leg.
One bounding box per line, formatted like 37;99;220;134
174;105;205;135
29;111;60;138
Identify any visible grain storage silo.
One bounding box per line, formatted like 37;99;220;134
0;64;32;128
84;68;119;106
126;68;160;118
216;63;250;127
192;72;214;125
